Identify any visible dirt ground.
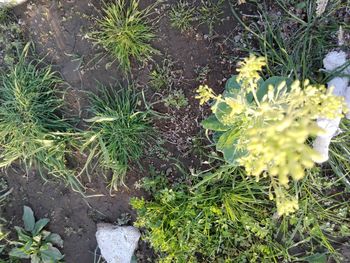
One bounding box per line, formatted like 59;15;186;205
1;0;245;262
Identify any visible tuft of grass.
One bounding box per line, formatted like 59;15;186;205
169;1;196;33
83;85;156;191
0;43;83;192
92;0;157;72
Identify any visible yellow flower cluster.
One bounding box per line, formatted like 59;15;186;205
196;55;346;215
237;55;266;92
195;85;215;105
239;80;344;187
276;196;299;216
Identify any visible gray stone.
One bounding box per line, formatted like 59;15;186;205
96;223;141;263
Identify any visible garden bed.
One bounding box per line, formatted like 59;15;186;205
0;0;349;262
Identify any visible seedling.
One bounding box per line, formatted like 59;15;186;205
9;206;64;262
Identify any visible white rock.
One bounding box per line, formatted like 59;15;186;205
313;51;349;163
323;51;347;71
96;223;141;263
0;0;27;7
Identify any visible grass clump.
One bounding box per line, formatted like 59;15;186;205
169;1;196;33
84;85;156;191
92;0;157;72
0;44;82;192
329;119;350;190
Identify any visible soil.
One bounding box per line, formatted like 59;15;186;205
1;0;247;262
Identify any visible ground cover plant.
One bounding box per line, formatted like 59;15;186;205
91;0;157;72
132;165;350;262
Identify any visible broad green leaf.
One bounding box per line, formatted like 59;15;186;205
9;247;30;259
14;226;31;242
0;244;5;253
33;218;50;236
24;240;34;252
201;115;230;131
217;130;246;164
225;75;241;92
257;76;292;101
23;206;35;232
304;253;327;263
46;233;64;248
214;101;233;125
40;244;64;262
31;254;41;263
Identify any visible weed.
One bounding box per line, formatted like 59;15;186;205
195;64;210;84
0;9;22;67
169;1;196;33
92;0;157;72
83;85;156;191
0;43;83;192
164;89;188;110
198;0;224;35
149;57;175;91
9;206;64;262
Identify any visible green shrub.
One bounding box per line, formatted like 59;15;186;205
0;43;82;192
84;85;156;191
131;166;350;262
92;0;157;72
132;167;278;263
9;206;64;262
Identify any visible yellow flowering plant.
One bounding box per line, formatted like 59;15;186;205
197;55;345;216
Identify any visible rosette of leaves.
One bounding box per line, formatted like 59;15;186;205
9;206;64;262
202;75;292;164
